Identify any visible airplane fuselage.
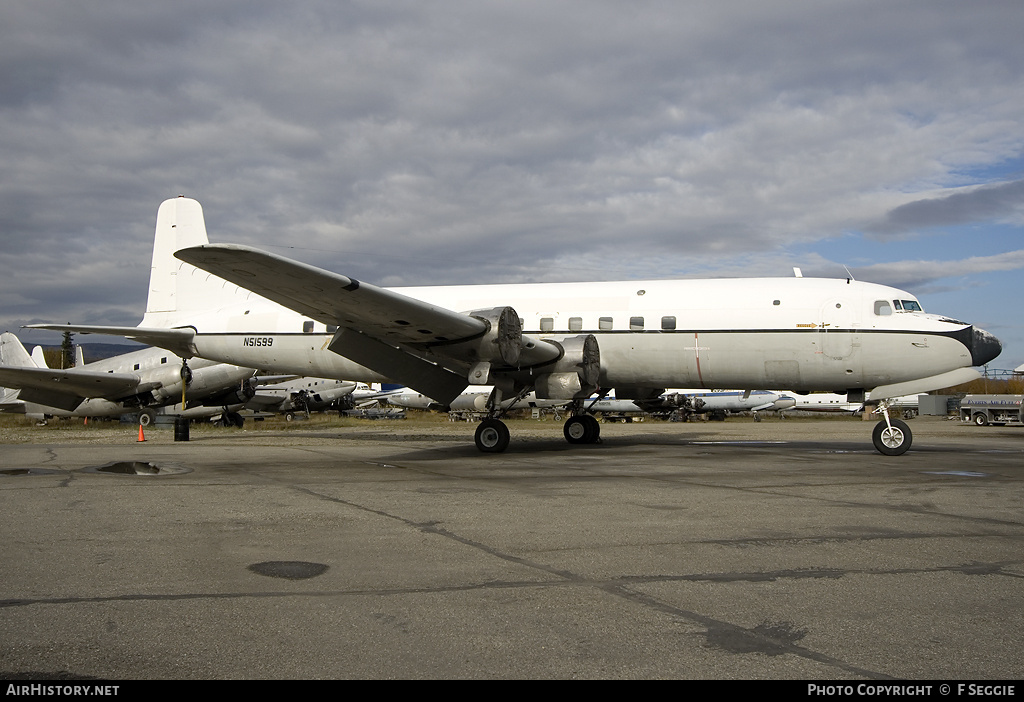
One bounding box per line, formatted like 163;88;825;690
170;277;979;395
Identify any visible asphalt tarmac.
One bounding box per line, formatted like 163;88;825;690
1;415;1022;680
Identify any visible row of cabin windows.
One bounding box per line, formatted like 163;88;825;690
302;321;339;333
299;317;679;333
298;299;920;335
129;356;170;372
537;316;677;332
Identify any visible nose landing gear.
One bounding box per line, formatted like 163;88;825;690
871;400;912;456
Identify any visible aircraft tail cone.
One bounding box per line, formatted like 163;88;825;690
137;425;146;442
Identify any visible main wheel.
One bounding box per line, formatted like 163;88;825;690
475;418;510;453
564;415;600;444
564;416;589;443
138;409;156;426
872;419;912;456
973;413;989;426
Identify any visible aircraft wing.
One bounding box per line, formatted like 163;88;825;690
175;244;563;404
175;244;486;344
23;324;198;359
0;366;141;412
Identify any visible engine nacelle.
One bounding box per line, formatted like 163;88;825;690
144;366;192;401
462;306;524;366
217;377;258;405
533;334;601;400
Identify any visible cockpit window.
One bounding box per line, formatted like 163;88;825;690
893;300;902;311
874;300;892;316
898;300;922;312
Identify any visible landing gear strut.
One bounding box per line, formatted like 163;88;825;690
871;400;912;456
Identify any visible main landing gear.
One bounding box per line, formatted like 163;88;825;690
472;390;602;453
871;399;913;456
473;413;601;453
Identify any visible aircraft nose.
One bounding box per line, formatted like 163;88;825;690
971;326;1002;366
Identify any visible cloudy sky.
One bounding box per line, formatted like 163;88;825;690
2;0;1022;370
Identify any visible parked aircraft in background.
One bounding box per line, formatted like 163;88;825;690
390;386;795;422
785;392;919;419
0;331;258;424
32;197;1001;455
245;377;357;420
385;386;566;414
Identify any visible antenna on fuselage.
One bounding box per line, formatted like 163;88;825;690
793;267;803;278
842;265;855;283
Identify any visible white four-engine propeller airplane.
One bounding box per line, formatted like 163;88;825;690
30;197;1001;455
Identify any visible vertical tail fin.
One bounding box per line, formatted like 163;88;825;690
31;345;48;368
1;332;38;368
140;196;252;327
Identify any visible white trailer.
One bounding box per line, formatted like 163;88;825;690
959;395;1024;426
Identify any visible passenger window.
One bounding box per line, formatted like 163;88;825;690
629;316;645;331
303;320;315;333
540;317;554;332
599;317;613;331
874;301;892;316
568;317;583;332
661;316;676;330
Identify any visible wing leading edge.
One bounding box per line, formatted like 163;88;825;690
174;244;565;404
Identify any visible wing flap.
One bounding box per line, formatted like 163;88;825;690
328;328;468;405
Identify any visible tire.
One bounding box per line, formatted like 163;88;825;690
564;416;589;444
564;415;601;444
138;409;155;426
973;413;989;426
872;419;912;456
475;418;510;453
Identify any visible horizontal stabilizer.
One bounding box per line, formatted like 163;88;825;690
23;325;197;359
868;367;981;400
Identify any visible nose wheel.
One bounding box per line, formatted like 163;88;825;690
872;418;912;456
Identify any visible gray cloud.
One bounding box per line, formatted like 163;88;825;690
868;180;1024;235
2;1;1024;353
850;250;1024;291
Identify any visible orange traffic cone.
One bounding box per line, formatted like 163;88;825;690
137;424;146;442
